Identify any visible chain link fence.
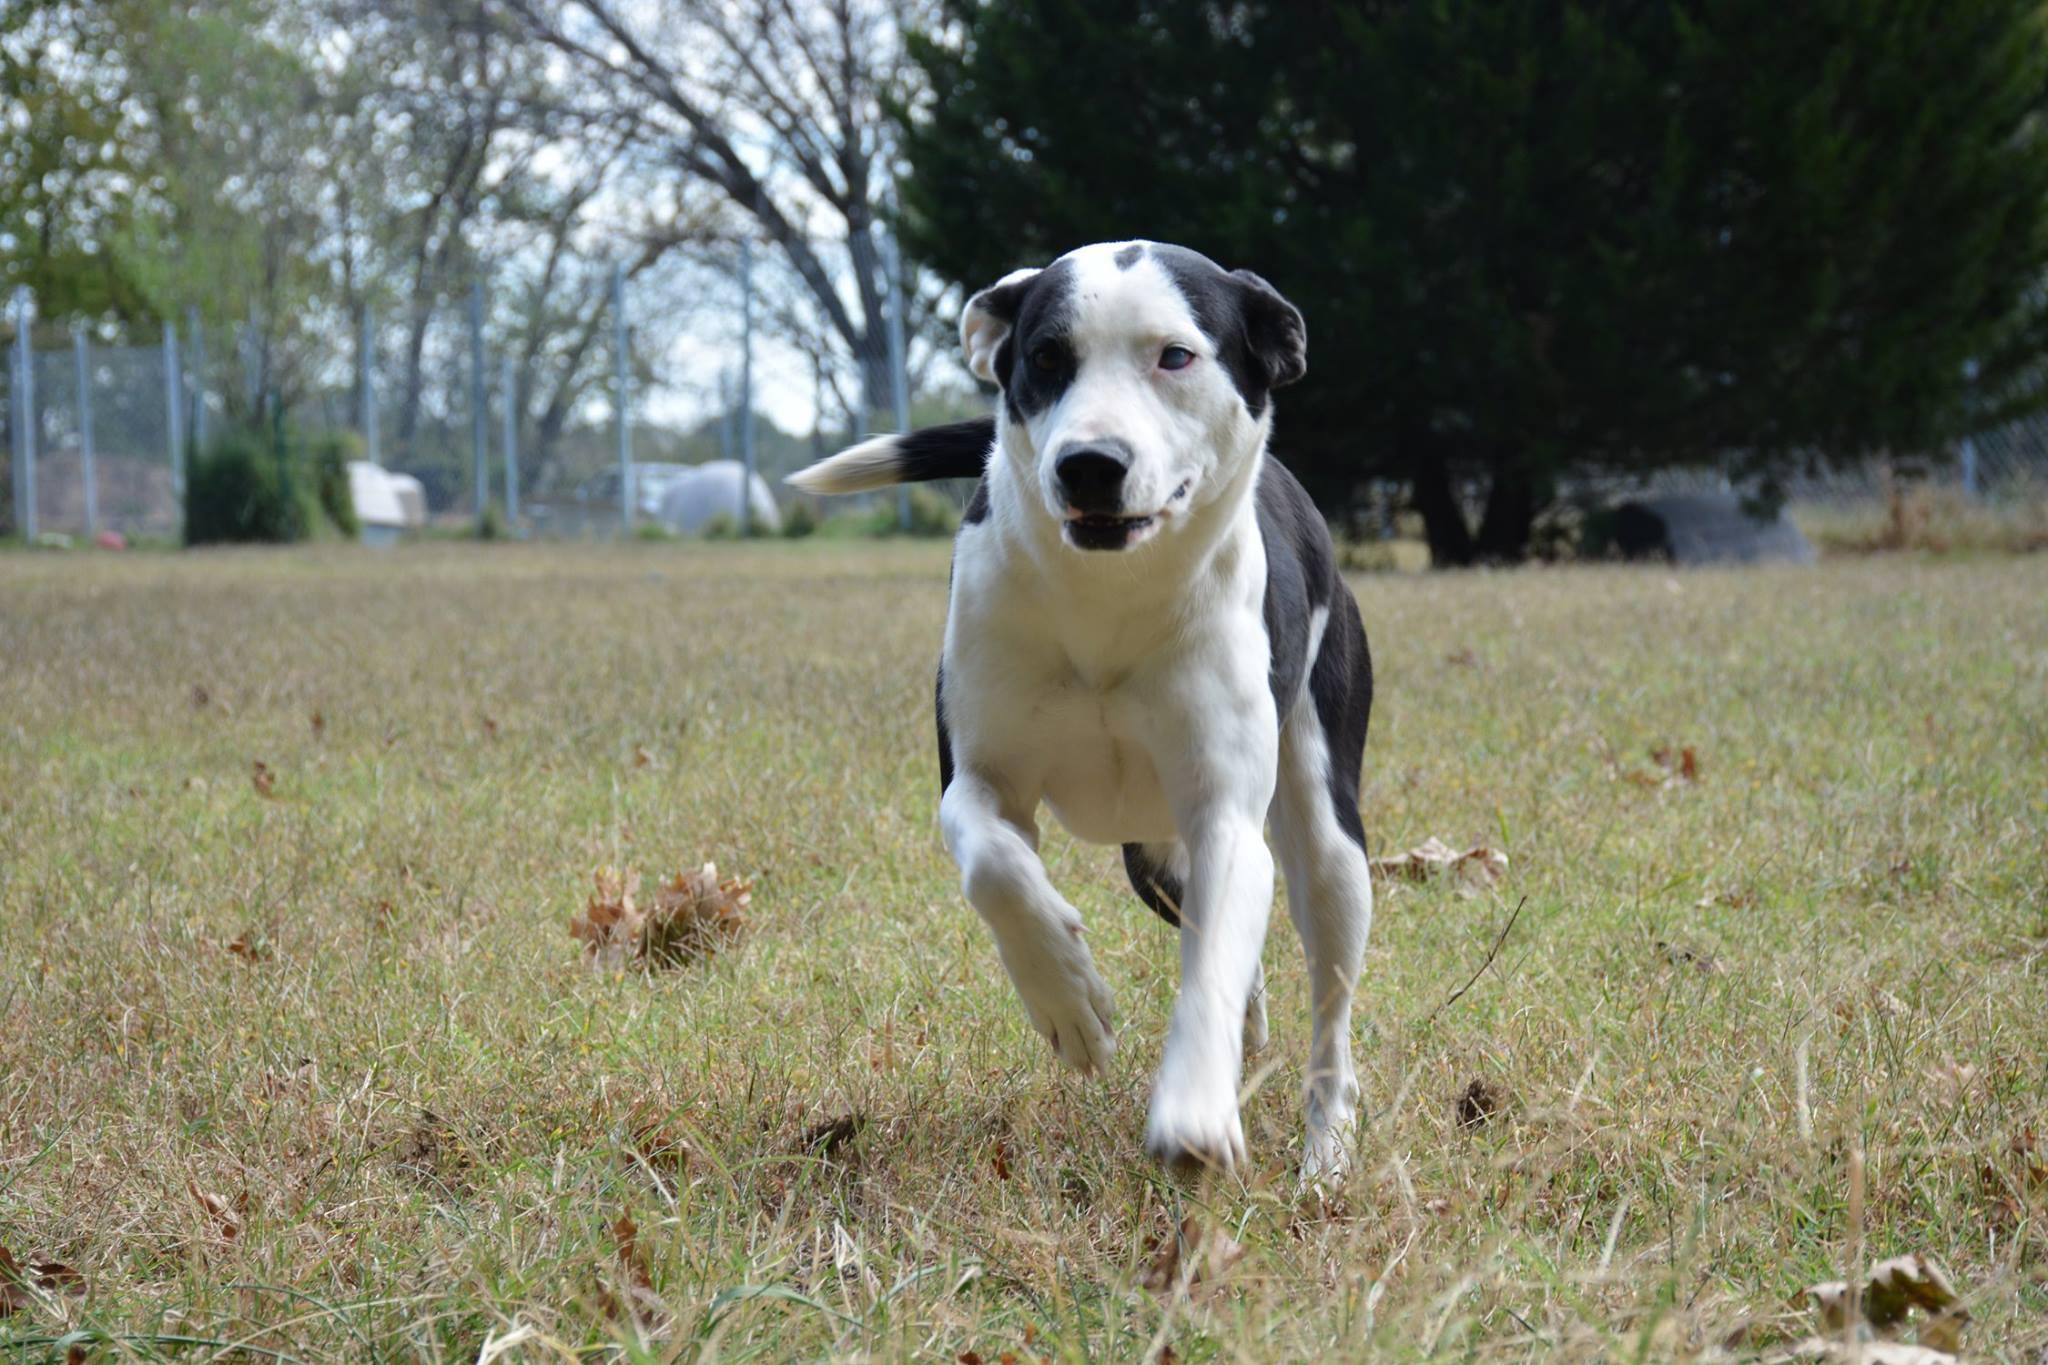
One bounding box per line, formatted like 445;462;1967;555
8;277;2048;546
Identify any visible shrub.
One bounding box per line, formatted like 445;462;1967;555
699;512;738;540
782;501;819;539
477;503;506;541
185;429;314;545
308;431;360;538
634;519;675;542
899;485;960;538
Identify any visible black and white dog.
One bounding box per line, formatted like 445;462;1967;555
791;241;1373;1181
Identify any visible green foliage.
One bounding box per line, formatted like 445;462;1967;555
477;503;506;541
634;519;675;542
698;513;738;541
781;501;819;539
308;431;360;538
899;486;960;539
184;429;314;545
900;0;2048;564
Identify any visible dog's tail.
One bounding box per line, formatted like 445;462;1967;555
785;417;995;495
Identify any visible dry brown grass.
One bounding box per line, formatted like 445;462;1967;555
1;542;2044;1360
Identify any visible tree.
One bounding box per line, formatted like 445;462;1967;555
499;0;939;426
898;0;2048;564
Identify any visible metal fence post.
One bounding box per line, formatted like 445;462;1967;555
612;262;632;534
73;327;96;537
8;290;20;534
358;303;379;465
470;279;488;522
501;352;518;525
1960;359;1982;498
163;320;184;513
185;305;207;455
12;286;35;541
739;240;756;535
884;228;912;530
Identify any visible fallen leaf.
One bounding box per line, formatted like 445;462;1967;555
568;867;644;971
569;862;752;971
1657;940;1720;973
634;745;654;768
250;760;277;800
1445;647;1479;668
959;1354;984;1365
309;709;325;738
188;1181;243;1243
1455;1078;1504;1129
1796;1252;1968;1360
190;684;210;709
481;715;499;740
1142;1216;1244;1296
625;1104;693;1176
225;933;271;962
0;1248;33;1317
1369;838;1507;892
801;1113;864;1159
992;1139;1013;1182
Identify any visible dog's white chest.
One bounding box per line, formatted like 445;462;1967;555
1033;684;1177;845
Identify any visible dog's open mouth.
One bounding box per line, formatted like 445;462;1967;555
1065;513;1155;551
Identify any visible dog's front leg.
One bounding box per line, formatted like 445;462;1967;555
1144;800;1275;1173
940;775;1117;1074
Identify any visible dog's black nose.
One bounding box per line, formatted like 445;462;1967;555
1054;443;1131;515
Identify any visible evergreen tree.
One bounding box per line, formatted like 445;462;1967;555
898;0;2048;563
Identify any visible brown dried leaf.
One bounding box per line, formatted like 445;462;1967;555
625;1104;693;1176
250;760;277;800
309;709;325;738
569;862;752;971
1455;1078;1504;1129
0;1248;33;1318
225;932;271;963
1780;1341;1956;1363
188;1181;243;1242
1798;1253;1968;1358
633;745;654;768
1141;1216;1244;1296
480;714;499;740
801;1113;864;1159
189;684;210;709
568;867;644;970
1368;837;1508;892
642;863;751;967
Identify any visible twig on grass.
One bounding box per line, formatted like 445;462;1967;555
1416;896;1528;1029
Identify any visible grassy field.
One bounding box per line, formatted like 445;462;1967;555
1;543;2043;1362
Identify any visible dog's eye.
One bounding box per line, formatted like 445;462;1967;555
1159;345;1195;371
1030;345;1061;373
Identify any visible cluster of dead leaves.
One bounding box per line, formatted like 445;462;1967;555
0;1246;84;1318
1370;837;1508;893
568;863;751;971
1621;743;1700;789
1779;1254;1968;1363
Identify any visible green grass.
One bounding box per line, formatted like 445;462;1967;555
1;543;2043;1361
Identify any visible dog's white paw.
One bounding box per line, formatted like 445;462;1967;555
998;924;1116;1075
1300;1119;1354;1191
1144;1074;1246;1174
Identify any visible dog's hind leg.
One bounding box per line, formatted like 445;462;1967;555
942;776;1117;1075
1272;597;1374;1186
1125;841;1267;1054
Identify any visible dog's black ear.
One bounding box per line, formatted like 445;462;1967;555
1232;269;1307;390
961;268;1042;384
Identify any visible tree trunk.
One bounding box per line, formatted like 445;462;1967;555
1411;446;1476;567
1474;464;1540;564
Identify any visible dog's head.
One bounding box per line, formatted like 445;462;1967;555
961;241;1306;552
